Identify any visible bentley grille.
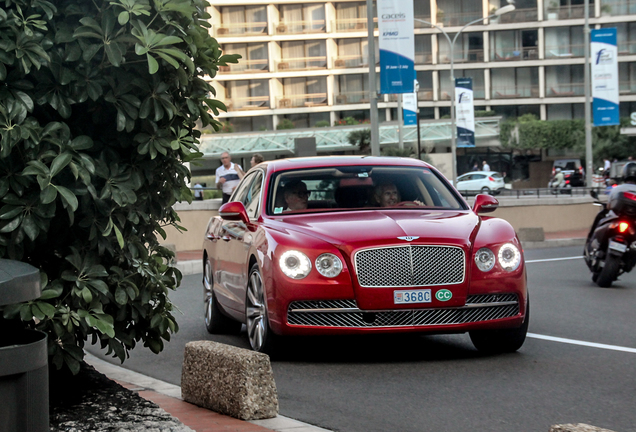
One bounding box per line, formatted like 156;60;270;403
354;245;465;287
287;294;519;328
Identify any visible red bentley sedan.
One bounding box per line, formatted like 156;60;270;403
202;156;528;355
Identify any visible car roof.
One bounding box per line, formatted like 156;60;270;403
261;156;432;172
459;171;499;176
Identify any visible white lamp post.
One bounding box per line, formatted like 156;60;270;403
414;4;515;184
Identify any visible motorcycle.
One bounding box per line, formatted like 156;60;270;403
584;190;636;287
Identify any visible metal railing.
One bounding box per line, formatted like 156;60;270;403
277;56;328;71
224;95;270;111
214;22;268;37
458;186;606;199
276;93;328;108
275;20;326;34
491;85;540;99
545;44;585;58
491;47;539;61
333;17;377;32
219;59;269;73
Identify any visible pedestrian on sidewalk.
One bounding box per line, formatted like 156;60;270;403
215;152;242;204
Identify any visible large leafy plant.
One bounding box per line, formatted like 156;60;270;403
0;0;238;373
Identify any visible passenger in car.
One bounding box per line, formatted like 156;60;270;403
283;180;310;211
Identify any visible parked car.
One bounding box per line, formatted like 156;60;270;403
552;158;585;187
202;156;529;355
455;171;505;195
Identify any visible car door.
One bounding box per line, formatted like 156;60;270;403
456;174;472;193
217;170;264;314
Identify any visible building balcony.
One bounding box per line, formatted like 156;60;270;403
415;52;432;64
491;85;539;99
618;40;636;55
334;54;369;68
545;44;584;59
219;59;269;74
497;7;539;23
600;1;636;17
333;17;377;32
439;86;485;100
436;10;482;27
214;22;268;37
277;93;328;108
334;91;369;105
275;20;326;34
546;4;585;20
491;47;538;62
439;49;484;64
414;15;432;28
547;83;584;97
619;80;636;94
277;56;328;71
224;96;270;112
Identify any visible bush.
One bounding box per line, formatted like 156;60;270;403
218;121;234;133
276;118;295;130
347;129;371;154
335;116;359;126
314;120;330;128
0;0;237;374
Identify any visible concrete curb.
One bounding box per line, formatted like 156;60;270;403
84;353;333;432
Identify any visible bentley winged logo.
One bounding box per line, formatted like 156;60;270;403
397;236;419;242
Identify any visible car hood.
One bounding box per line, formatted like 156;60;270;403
268;209;480;249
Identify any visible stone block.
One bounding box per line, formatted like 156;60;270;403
181;341;278;420
517;227;545;242
550;424;617;432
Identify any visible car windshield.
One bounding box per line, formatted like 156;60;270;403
268;166;466;215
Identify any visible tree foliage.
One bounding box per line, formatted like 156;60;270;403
347;128;371;154
500;115;636;164
0;0;238;374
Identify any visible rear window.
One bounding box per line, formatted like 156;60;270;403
268;166;467;215
491;173;503;179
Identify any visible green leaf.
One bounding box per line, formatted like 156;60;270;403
41;185;57;204
50;153;73;177
0;216;23;233
22;215;39;241
56;186;78;211
113;224;125;249
115;286;127;305
35;301;57;318
146;54;159;74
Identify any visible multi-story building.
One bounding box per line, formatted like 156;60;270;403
203;0;636;175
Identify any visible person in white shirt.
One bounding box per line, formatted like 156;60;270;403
215;152;243;204
482;160;490;171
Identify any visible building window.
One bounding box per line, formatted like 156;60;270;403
336;110;369;124
490;29;538;61
281;112;330;128
336;74;370;104
603;22;636;54
277;4;326;34
545;65;584;97
221;43;268;73
492;104;540;119
280;77;328;108
335;38;378;68
219;6;267;36
415;35;432;64
416;71;434;100
436;0;482;26
279;41;327;71
491;67;539;99
498;0;538;23
439;69;485;99
224;116;273;133
547;103;584;120
226;80;270;111
545;26;584;58
619;62;636;95
414;0;432;24
334;2;375;32
438;32;483;63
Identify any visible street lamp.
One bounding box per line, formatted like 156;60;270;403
414;3;515;184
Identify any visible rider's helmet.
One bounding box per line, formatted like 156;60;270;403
555;167;561;173
621;162;636;183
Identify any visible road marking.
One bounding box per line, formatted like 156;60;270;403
528;333;636;354
526;256;582;263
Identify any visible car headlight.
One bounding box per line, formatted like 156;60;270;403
280;250;312;279
315;253;343;278
498;243;521;271
475;248;495;272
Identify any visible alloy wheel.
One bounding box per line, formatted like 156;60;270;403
246;268;267;351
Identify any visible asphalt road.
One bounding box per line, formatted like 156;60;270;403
87;245;636;432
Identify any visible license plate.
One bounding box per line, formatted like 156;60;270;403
394;289;431;304
609;240;627;253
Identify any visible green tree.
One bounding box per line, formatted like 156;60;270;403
0;0;238;374
347;128;371;154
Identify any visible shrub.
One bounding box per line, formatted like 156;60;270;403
0;0;238;374
314;120;330;128
347;129;371;154
335;116;359;126
276;118;295;130
218;121;234;133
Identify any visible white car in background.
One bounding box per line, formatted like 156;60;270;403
456;171;505;195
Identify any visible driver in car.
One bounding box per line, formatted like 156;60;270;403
373;181;424;207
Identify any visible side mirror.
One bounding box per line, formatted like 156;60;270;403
218;201;250;224
473;194;499;214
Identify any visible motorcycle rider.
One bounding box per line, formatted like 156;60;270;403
587;162;636;240
550;167;565;189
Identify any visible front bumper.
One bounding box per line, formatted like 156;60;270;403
281;293;522;334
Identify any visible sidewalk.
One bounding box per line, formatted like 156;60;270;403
85;353;333;432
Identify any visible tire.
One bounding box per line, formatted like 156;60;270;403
480;187;491;194
596;253;621;288
469;299;530;354
245;263;277;354
203;258;241;334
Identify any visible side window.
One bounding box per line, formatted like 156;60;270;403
244;171;263;219
232;173;255;204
